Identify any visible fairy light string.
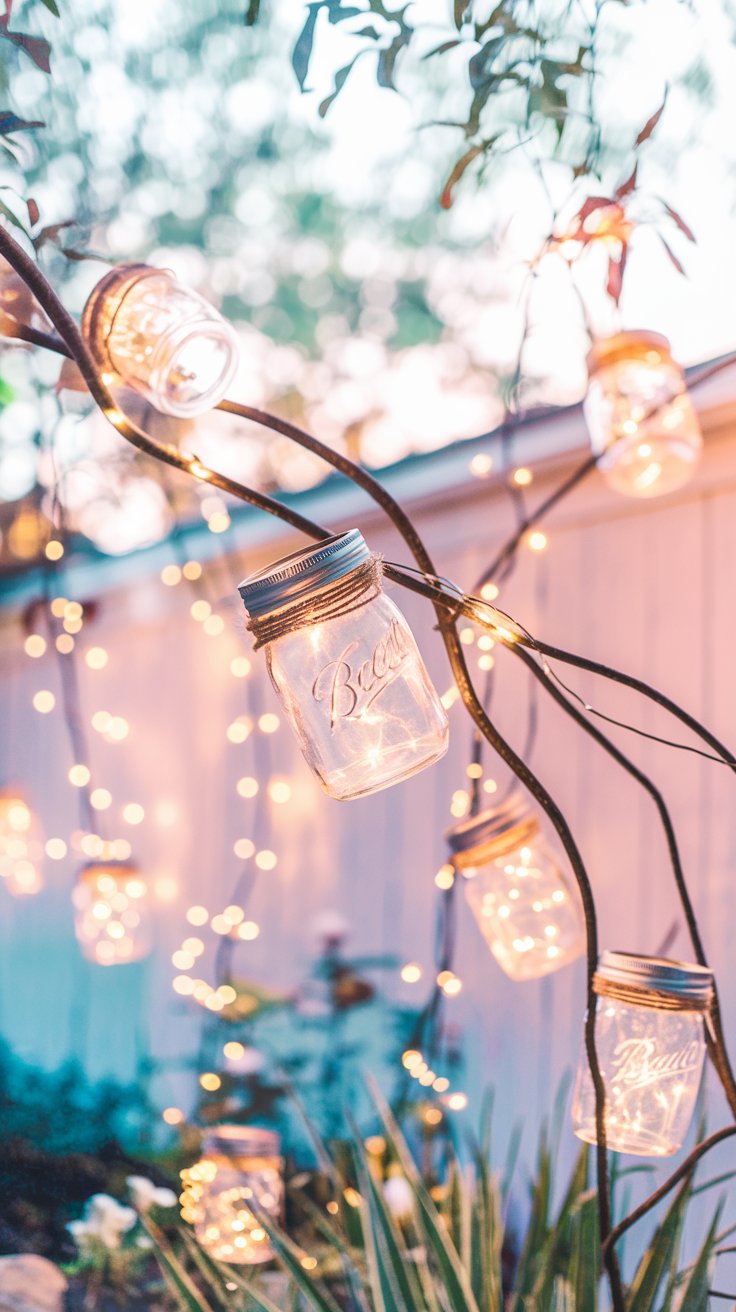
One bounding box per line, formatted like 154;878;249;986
4;227;736;1301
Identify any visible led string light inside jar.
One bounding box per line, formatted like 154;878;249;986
572;951;713;1157
180;1126;283;1264
238;530;449;800
72;858;152;965
82;264;239;419
447;792;585;981
0;789;43;896
584;331;702;498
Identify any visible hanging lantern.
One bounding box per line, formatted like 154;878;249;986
572;952;713;1157
72;859;152;964
0;789;43;896
180;1126;283;1264
447;793;585;980
82;264;239;418
238;530;449;800
583;331;702;498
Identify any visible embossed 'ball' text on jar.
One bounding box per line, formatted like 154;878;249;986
180;1126;283;1265
238;530;449;800
572;952;714;1157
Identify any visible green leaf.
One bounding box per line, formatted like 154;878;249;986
292;3;321;90
627;1175;692;1312
369;1080;482;1312
569;1190;599;1311
244;0;260;23
142;1217;217;1312
249;1211;344;1312
676;1204;722;1308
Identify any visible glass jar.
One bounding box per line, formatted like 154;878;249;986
238;530;449;800
82;264;238;418
584;331;702;497
180;1126;283;1265
572;952;713;1157
0;789;43;896
448;793;585;980
72;860;152;965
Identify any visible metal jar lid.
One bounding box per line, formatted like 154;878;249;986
201;1124;281;1159
595;951;714;1007
238;529;372;621
586;330;674;378
445;792;538;866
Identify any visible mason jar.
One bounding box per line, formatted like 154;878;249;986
72;860;152;965
82;264;238;418
180;1126;283;1265
238;530;449;800
572;952;713;1157
448;793;585;980
584;331;702;498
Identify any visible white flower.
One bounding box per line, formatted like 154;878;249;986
126;1175;178;1211
382;1175;414;1222
68;1195;138;1253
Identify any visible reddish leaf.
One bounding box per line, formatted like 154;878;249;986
26;197;39;226
661;200;696;243
0;111;43;134
635;93;667;147
33;218;75;250
56;357;87;393
439;142;484;208
614;163;638;201
577;195;614;222
606;256;622;306
0;28;52;72
658;233;686;276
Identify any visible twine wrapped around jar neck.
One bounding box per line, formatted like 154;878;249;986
593;974;712;1013
245;556;383;650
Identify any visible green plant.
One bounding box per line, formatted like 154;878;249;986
145;1087;733;1312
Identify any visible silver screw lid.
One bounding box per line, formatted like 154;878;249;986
201;1124;281;1158
445;791;532;858
238;529;372;621
596;951;714;1006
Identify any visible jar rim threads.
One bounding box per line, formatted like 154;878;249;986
201;1124;281;1158
445;792;539;868
586;330;675;377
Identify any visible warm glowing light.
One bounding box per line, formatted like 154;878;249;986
268;779;292;804
234;838;255;860
466;763;483;779
183;937;204;956
224;904;245;925
527;530;548;553
90;788;112;811
343;1188;362;1208
163;1106;184;1125
255;850;277;871
173;975;195;995
45;838;67;860
441;686;460;710
480;582;499;602
186;905;209;926
433;1076;450;1093
459;627;475;645
85;647;109;670
183;560;202;580
50;597;68;617
73;861;151;964
450;790;469;819
401;962;422;983
425;1107;443;1126
208;511;231;534
199;1072;221;1092
218;985;237;1005
224;1041;245;1060
238;920;260;941
402;1049;423;1070
45;539;64;560
470;453;493;477
230;656;251;678
211;915;231;935
24;634;46;658
80;833;104;857
172;950;195;970
258;713;280;734
478;654;494;672
227;717;253;744
32;690;55;713
191;600;211;622
122;803;145;825
512;467;533;487
69;764;91;788
203;614;225;637
107;717;130;742
483;779;498;794
435;864;455;890
161;564;182;586
56;634;75;654
445;1093;468;1111
236;776;259;799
